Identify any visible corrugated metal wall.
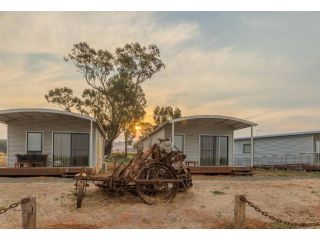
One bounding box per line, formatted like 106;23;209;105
7;118;100;167
163;121;234;165
234;134;315;166
95;128;105;171
141;128;165;150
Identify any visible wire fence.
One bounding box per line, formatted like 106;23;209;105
234;152;320;167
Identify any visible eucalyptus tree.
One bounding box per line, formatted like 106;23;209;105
45;42;165;154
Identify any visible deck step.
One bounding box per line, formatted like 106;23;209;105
0;167;94;177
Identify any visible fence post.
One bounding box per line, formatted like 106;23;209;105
21;197;36;229
234;195;246;229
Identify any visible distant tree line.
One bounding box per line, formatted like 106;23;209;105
0;140;7;153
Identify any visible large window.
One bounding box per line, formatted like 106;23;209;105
173;135;184;152
243;144;251;153
53;133;89;167
200;136;228;166
27;132;43;154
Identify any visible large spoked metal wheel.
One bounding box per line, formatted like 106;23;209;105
176;168;193;192
135;163;179;204
76;180;86;208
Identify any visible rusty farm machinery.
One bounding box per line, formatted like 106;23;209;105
74;139;193;208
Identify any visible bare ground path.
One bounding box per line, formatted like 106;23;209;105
1;172;320;229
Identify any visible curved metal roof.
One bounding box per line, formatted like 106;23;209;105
0;108;105;136
171;115;257;127
141;115;257;141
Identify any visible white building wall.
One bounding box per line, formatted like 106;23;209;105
234;135;315;166
141;128;165;150
7;118;101;167
95;127;105;172
163;121;234;166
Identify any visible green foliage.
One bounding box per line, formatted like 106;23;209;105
45;87;76;112
138;122;154;138
210;190;225;195
0;139;6;153
45;42;165;154
153;106;182;126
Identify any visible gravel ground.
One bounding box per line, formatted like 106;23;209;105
1;172;320;229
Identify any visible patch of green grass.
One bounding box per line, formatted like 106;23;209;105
210;190;225;195
269;222;295;229
311;189;320;196
216;211;222;218
141;218;150;224
104;156;133;164
70;190;77;197
254;169;320;178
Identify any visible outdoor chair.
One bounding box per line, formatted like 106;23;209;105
15;154;48;167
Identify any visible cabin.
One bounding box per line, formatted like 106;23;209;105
141;115;257;168
234;131;320;166
0;108;105;174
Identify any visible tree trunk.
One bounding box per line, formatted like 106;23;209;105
124;131;128;158
105;139;113;155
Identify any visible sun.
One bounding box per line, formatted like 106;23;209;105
135;125;141;131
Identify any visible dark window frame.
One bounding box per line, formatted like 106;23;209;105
53;132;90;167
27;131;43;154
171;134;185;152
243;143;251;153
200;135;229;166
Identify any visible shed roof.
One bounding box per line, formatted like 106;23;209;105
0;108;105;136
141;115;257;141
235;130;320;141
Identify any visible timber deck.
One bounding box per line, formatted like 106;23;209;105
188;166;252;175
0;167;94;177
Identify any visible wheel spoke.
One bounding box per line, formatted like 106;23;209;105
136;163;178;204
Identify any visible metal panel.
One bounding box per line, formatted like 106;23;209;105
163;121;233;165
200;136;215;166
7;118;98;167
200;136;229;166
234;134;315;166
141;128;165;150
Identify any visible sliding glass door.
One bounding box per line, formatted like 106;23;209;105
53;133;89;167
200;136;228;166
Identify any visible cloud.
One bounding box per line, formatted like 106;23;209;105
1;12;320;139
0;12;199;54
0;12;200;138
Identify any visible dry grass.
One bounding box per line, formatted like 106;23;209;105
1;175;320;229
0;154;7;167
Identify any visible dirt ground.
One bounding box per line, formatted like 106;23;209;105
1;170;320;229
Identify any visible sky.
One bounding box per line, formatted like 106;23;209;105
1;12;320;139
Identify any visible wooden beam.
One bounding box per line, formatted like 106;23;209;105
21;197;36;229
234;195;246;229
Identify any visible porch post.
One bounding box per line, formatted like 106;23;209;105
232;136;235;166
171;121;175;148
6;124;9;167
89;120;93;167
250;126;254;167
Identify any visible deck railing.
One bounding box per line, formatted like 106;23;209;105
234;152;320;167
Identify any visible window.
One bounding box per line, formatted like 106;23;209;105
27;132;43;154
243;144;251;153
173;135;184;152
315;141;320;153
200;136;228;166
53;133;89;167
